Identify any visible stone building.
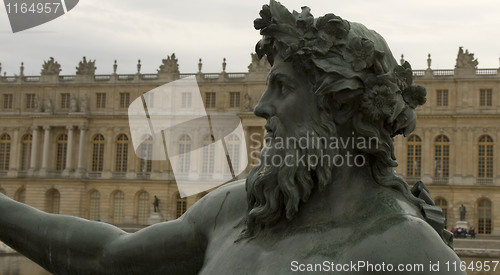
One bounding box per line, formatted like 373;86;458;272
0;49;499;235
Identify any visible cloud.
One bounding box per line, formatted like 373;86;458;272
0;0;499;75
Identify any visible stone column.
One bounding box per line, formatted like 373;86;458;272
28;126;40;174
103;129;114;178
40;126;51;175
9;128;20;170
421;129;433;184
76;126;87;176
7;128;20;177
63;125;74;176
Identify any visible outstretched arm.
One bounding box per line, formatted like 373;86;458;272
0;193;207;275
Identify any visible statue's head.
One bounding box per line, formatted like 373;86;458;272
241;0;434;241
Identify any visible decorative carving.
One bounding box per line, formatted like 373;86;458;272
41;57;61;76
34;95;42;112
243;93;252;111
248;53;271;72
79;96;88;113
455;47;478;69
158;54;179;74
44;99;53;114
76;57;96;75
69;96;78;112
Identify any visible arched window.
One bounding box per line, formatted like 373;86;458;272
56;134;68;171
112;191;125;224
89;190;100;221
478;135;493;183
176;193;187;218
92;134;105;171
139;135;153;173
137;191;150;225
406;135;422;178
115;134;128;172
226;134;240;174
435;197;448;229
202;135;214;174
15;187;25;203
434;135;450;181
477;198;492;234
20;134;32;170
178;135;191;174
0;134;11;171
46;189;60;214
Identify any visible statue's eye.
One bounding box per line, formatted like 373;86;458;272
277;80;290;96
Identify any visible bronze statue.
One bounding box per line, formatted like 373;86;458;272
153;195;160;213
0;1;464;274
459;204;466;221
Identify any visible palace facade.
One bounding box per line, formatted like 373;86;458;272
0;49;499;235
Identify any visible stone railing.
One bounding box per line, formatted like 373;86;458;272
413;68;499;78
0;71;256;85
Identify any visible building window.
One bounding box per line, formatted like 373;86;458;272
46;189;60;214
226;134;240;174
120;93;130;108
434;135;449;180
406;135;422;178
3;94;13;109
92;134;105;171
0;134;11;171
115;134;128;172
15;188;25;203
176;193;187;218
478;135;493;182
436;89;448;107
96;93;106;108
112;191;125;224
480;89;492;106
60;93;70;109
89;190;100;221
139;135;152;173
56;134;68;171
205;92;216;108
181;92;192;108
178;134;191;173
20;134;32;170
435;197;448;229
477;198;492;234
26;94;35;109
202;135;215;174
137;191;150;225
229;92;240;108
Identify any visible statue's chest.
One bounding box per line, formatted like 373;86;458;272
199;227;353;275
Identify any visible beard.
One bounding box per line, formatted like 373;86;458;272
240;112;338;239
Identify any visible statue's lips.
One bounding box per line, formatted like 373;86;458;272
264;124;274;139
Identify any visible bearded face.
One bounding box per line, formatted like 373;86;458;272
241;56;339;238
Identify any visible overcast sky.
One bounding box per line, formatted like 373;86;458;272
1;0;499;76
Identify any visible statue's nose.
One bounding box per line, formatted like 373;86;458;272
253;87;276;119
254;99;274;119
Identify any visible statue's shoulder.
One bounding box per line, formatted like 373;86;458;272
347;214;464;274
185;179;247;228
